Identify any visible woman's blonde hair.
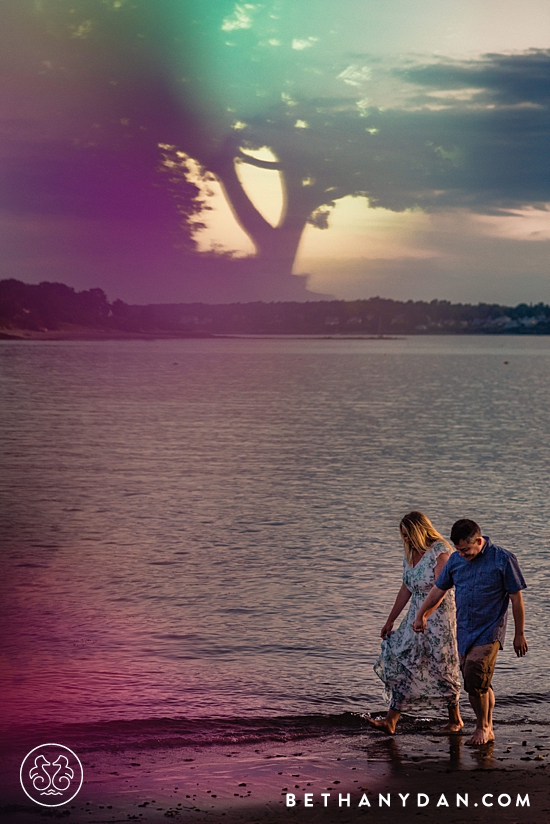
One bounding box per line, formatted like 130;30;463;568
399;511;452;565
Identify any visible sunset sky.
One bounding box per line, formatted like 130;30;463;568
2;0;550;304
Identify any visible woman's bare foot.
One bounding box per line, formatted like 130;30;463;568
364;715;397;735
437;721;465;734
466;726;494;746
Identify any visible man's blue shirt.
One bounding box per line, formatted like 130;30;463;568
435;537;526;656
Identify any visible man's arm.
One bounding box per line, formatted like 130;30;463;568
509;590;528;657
412;585;447;633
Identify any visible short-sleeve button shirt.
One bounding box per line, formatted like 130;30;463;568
435;537;526;656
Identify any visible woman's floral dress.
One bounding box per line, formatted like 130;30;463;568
374;541;461;712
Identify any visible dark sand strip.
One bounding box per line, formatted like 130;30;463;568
1;723;548;824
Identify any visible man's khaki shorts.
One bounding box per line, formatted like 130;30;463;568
459;641;500;696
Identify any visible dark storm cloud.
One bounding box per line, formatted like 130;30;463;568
415;107;549;211
396;48;550;106
372;50;550;213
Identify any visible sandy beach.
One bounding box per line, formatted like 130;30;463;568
0;327;397;341
0;327;220;341
1;717;548;824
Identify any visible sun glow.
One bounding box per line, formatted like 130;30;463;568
234;147;285;228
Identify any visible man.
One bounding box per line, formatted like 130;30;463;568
412;519;527;746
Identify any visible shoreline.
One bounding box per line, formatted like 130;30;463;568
0;328;223;341
0;328;403;341
3;328;550;342
1;720;548;823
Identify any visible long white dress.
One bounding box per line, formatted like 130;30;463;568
374;542;461;712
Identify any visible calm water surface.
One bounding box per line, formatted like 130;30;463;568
1;336;549;736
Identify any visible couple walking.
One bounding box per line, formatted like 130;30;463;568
367;512;527;746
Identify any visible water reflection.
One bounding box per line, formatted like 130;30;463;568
363;727;500;774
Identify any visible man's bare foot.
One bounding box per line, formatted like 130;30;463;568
466;726;494;746
436;721;465;734
364;715;397;735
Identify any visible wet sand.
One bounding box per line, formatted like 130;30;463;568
1;719;548;824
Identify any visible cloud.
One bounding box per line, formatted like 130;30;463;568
303;208;550;304
397;48;550;107
349;50;550;214
306;241;550;304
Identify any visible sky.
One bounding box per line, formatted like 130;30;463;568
1;0;550;304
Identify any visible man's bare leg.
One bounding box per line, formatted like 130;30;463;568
364;708;400;734
487;687;495;729
466;690;495;745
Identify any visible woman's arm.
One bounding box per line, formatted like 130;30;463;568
380;582;412;639
433;551;450;581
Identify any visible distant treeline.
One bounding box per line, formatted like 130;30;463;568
2;278;550;335
0;279;111;331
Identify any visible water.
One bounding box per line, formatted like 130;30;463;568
1;336;549;740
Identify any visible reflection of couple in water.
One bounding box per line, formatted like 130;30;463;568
367;512;528;746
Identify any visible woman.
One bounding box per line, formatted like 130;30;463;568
366;511;462;734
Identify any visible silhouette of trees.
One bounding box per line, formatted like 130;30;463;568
1;0;452;285
120;0;450;278
179;6;447;277
0;279;110;330
0;1;207;250
2;278;550;334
